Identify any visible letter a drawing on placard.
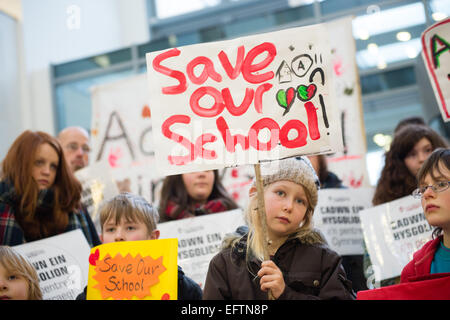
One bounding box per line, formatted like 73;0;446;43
96;111;136;161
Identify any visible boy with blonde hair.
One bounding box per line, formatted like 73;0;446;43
76;193;202;300
0;246;42;300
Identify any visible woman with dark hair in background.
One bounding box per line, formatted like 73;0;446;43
0;130;100;247
366;124;448;287
373;124;448;206
158;170;239;222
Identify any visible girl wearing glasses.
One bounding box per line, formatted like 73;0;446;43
401;148;450;281
366;124;447;287
0;131;100;248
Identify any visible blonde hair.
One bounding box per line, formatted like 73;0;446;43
0;246;43;300
99;193;159;235
244;183;319;262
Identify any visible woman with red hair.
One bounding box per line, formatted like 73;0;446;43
0;130;100;247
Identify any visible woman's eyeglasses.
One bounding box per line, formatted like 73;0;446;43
412;181;450;198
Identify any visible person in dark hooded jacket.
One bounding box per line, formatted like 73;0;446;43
203;157;355;300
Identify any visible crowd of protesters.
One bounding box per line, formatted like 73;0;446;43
1;117;449;300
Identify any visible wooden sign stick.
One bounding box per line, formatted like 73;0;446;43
253;163;275;300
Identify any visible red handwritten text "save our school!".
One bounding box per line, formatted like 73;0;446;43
151;42;320;165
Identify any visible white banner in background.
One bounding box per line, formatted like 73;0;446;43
313;188;374;255
158;209;245;288
90;74;158;202
325;16;370;188
359;195;433;281
13;230;91;300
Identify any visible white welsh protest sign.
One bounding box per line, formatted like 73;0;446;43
146;22;342;176
90;74;157;202
325;16;370;188
422;17;450;122
359;195;433;281
157;209;245;288
13;230;91;300
313;188;374;255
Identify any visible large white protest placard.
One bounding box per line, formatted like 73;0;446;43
359;195;433;281
422;18;450;122
13;230;91;300
90;74;157;202
75;161;120;234
325;17;370;188
313;188;374;255
157;209;245;288
146;23;342;176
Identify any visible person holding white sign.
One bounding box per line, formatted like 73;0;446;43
0;131;101;248
203;157;354;300
401;148;450;283
158;170;238;222
365;124;448;287
0;246;42;300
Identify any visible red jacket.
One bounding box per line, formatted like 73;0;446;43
400;236;442;283
357;236;450;300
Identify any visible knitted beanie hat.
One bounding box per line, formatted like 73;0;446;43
252;156;320;209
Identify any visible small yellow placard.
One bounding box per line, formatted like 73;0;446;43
86;239;178;300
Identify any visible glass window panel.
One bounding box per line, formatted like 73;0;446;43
360;66;416;95
138;38;171;58
155;0;221;19
54;48;132;78
382;66;416;89
224;15;275;38
363;89;424;152
320;0;380;16
54;59;101;78
360;73;384;95
199;25;226;42
55;69;134;132
274;4;314;25
105;48;133;65
176;31;201;46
